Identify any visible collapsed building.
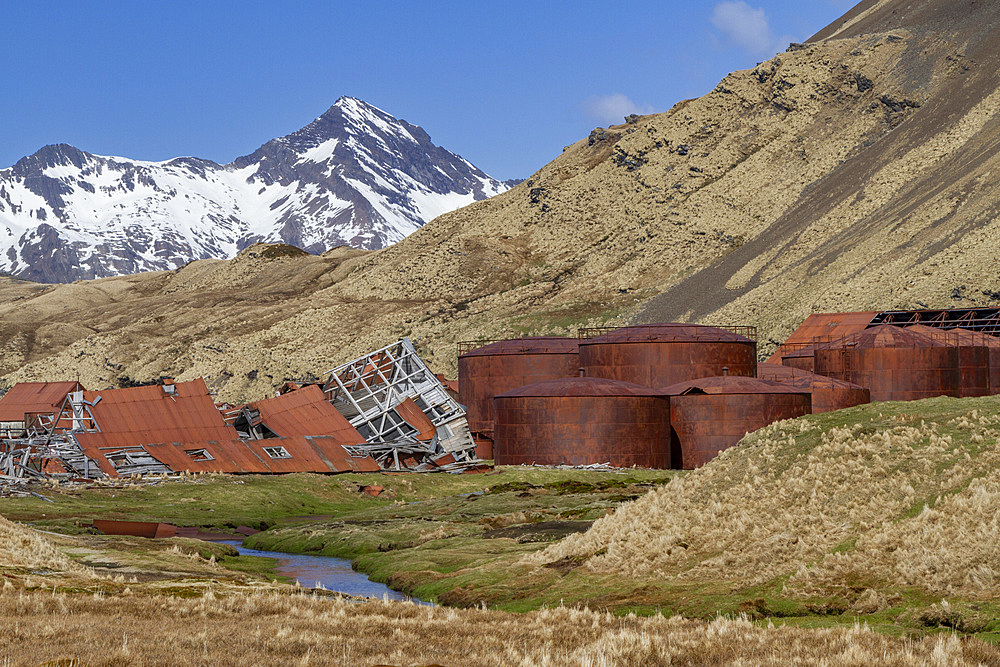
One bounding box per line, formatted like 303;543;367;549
0;339;480;485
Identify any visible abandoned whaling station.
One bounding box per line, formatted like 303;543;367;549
2;305;1000;492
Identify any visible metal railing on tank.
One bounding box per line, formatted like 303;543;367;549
575;324;758;343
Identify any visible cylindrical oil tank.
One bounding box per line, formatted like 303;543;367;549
904;325;998;397
493;377;670;468
780;347;817;372
757;362;871;413
458;337;580;439
580;324;757;389
660;376;811;470
813;325;963;402
949;328;1000;396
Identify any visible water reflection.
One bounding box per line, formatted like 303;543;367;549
217;539;431;605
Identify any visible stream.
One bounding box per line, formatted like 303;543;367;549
216;539;431;605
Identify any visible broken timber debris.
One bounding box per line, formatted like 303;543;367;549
0;337;485;485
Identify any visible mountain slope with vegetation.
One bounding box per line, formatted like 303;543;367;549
2;0;1000;399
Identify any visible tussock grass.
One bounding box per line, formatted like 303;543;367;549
533;397;1000;601
0;513;92;577
0;584;995;666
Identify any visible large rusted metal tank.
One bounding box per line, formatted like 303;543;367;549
757;362;871;413
493;377;670;468
579;324;757;389
660;376;811;470
903;325;992;398
457;337;580;441
813;325;963;402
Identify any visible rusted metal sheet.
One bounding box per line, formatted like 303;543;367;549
394;397;437;441
769;312;879;363
93;519;177;539
757;362;871;413
779;347;818;372
579;324;757;389
904;325;991;398
493;377;671;469
457;337;580;436
660;376;811;470
813;325;964;402
0;381;83;423
247;385;366;442
68;379;240;445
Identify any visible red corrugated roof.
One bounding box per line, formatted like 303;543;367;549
250;385;365;444
0;381;82;422
78;436;380;477
395;397;437;440
81;378;239;445
769;312;879;362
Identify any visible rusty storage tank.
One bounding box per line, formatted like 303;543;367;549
457;337;580;442
493;377;670;468
660;376;811;470
904;325;997;397
813;325;964;403
780;346;818;372
579;324;757;389
757;362;871;413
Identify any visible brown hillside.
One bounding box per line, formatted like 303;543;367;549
3;0;1000;400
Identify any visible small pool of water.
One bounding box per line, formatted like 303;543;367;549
216;539;431;605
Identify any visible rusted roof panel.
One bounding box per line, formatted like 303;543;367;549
458;337;580;357
395;397;437;440
0;381;82;422
769;312;879;362
250;385;365;443
82;378;239;445
581;324;753;345
81;435;380;476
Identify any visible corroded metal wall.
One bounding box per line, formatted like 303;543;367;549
814;347;963;402
780;350;816;373
668;393;810;469
580;329;756;388
757;363;871;413
493;394;671;468
458;339;580;435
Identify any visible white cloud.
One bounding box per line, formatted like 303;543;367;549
710;1;792;58
581;93;655;127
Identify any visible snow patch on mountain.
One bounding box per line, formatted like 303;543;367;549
0;97;511;282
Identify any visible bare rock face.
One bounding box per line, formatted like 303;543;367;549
0;97;509;283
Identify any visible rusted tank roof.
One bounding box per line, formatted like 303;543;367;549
905;324;1000;347
77;378;239;448
581;324;753;344
496;377;665;398
768;312;879;362
458;337;580;357
249;385;364;443
821;324;948;349
0;381;83;422
660;376;808;396
757;363;867;389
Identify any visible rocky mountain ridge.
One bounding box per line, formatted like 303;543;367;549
0;97;510;282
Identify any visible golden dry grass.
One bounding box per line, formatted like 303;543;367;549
531;400;1000;602
0;513;92;577
1;585;997;666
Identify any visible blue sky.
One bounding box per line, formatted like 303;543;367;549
1;1;857;180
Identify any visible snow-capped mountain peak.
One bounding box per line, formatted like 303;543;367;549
0;98;511;282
